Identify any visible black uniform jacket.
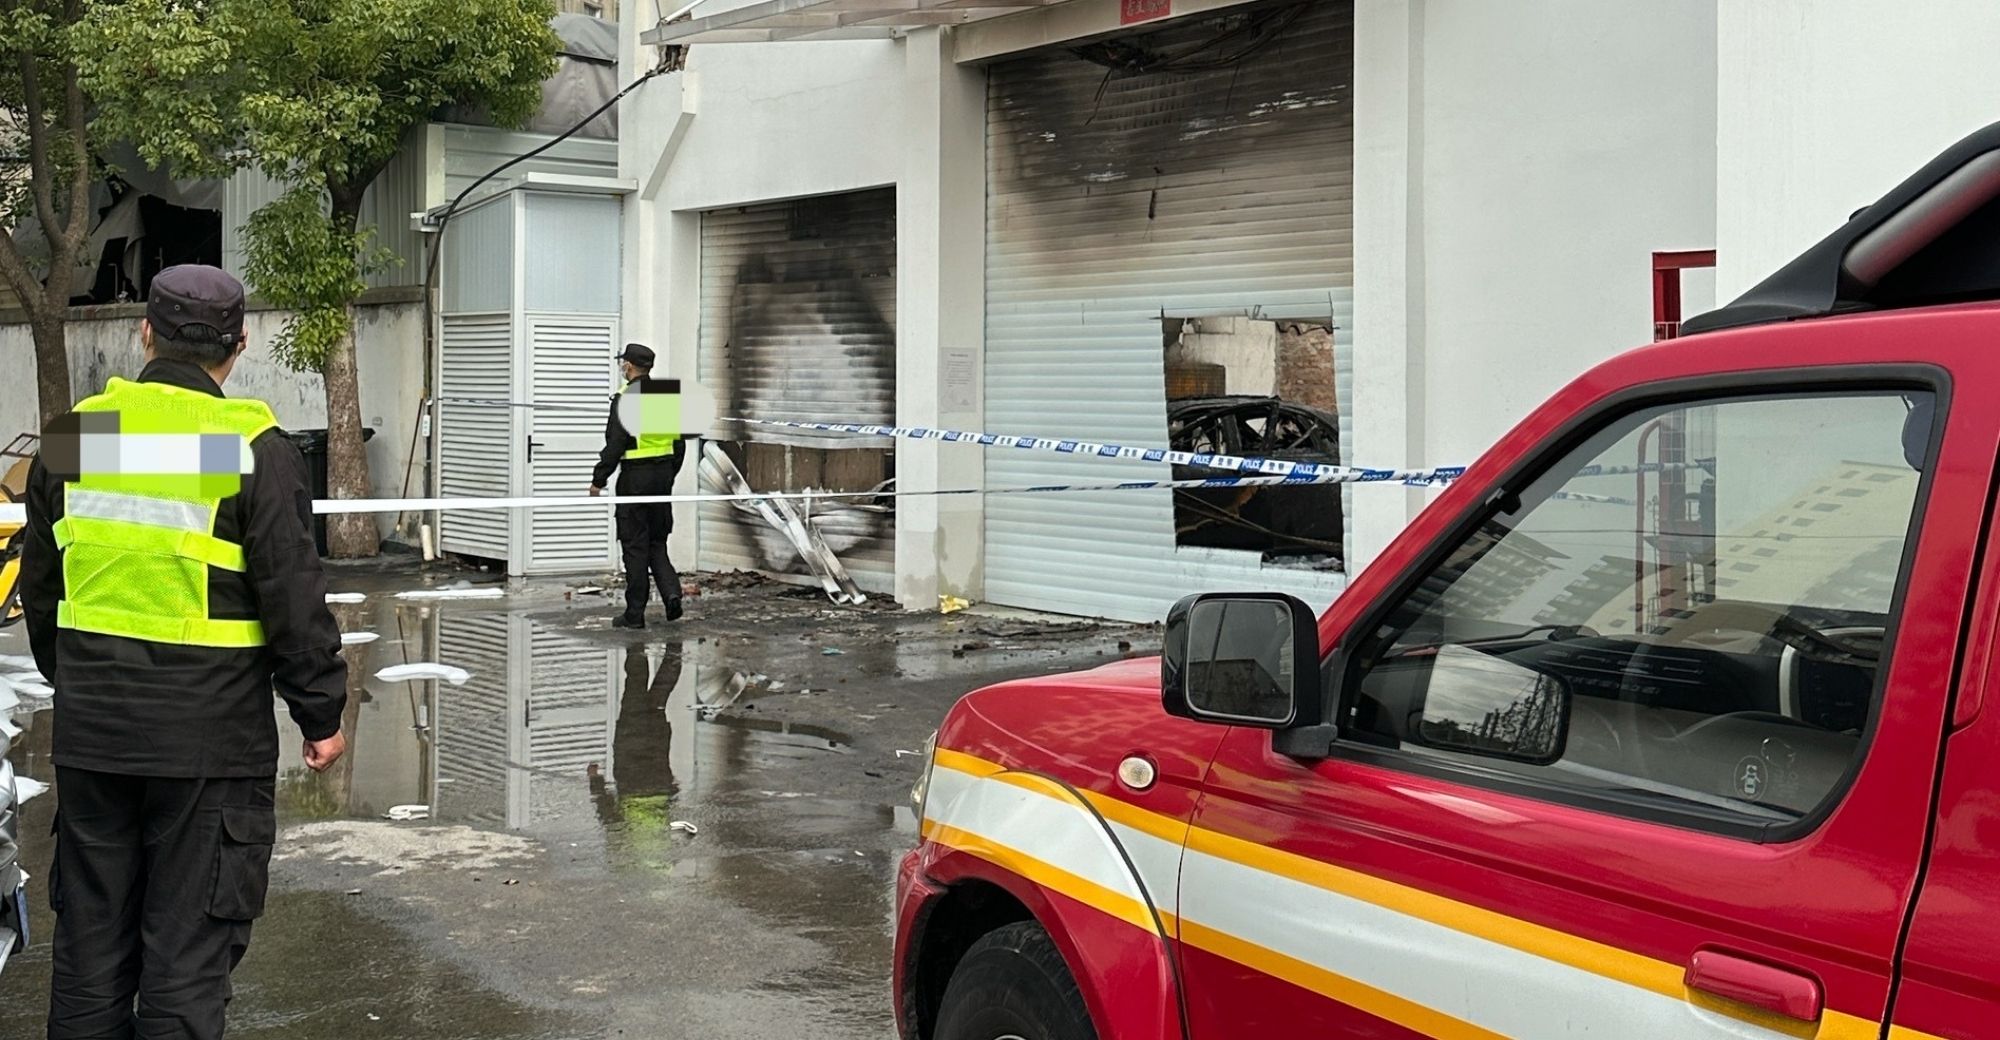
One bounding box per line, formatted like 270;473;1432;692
23;359;348;777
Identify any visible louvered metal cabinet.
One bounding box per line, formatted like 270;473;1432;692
982;3;1356;621
696;188;898;591
436;186;624;575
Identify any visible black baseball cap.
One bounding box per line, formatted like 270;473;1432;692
148;264;245;346
615;343;656;368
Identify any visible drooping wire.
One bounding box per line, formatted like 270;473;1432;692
402;53;674;536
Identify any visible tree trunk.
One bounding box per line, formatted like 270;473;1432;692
322;189;377;558
28;308;73;430
322;317;376;557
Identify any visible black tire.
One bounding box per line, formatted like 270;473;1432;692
934;921;1097;1040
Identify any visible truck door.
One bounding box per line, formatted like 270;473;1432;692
1885;476;2000;1040
1173;316;1998;1038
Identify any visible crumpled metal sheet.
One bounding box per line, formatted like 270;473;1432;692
697;442;866;606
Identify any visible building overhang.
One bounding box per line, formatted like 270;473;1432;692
642;0;1269;62
641;0;1073;45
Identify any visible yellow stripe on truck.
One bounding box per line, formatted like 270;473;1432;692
924;749;1885;1040
920;819;1174;936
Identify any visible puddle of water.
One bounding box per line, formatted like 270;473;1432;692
279;599;879;855
0;591;918;1039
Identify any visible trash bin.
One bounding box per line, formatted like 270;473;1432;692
286;427;375;556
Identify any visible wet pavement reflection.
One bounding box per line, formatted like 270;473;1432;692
1;570;1153;1039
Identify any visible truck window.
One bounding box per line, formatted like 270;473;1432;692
1342;389;1934;833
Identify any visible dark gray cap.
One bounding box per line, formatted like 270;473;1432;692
616;342;656;368
148;264;245;346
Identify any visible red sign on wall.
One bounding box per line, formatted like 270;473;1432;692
1121;0;1171;26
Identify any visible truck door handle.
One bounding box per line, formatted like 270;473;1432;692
1685;948;1823;1022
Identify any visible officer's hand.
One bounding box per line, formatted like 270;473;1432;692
588;485;603;498
304;732;348;772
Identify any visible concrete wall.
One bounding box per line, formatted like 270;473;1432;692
1715;0;2000;299
0;291;427;542
1168;317;1281;397
1349;0;1718;571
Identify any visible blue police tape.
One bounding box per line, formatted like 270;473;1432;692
431;398;1467;485
421;401;1663;504
725;418;1468;487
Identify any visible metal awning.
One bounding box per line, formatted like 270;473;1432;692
641;0;1070;45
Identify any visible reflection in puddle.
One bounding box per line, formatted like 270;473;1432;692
290;601;861;840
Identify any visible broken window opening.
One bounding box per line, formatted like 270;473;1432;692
1163;316;1343;571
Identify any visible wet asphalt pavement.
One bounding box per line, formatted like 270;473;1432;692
1;562;1155;1039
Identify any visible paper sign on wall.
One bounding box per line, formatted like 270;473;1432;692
1121;0;1171;26
943;349;977;412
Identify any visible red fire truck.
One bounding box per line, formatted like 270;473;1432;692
894;124;2000;1040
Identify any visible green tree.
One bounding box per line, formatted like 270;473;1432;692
0;0;95;429
81;0;559;556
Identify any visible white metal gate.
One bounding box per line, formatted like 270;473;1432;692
438;315;513;560
524;317;618;574
696;189;897;590
983;2;1356;621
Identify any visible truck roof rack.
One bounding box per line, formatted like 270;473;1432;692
1683;120;2000;335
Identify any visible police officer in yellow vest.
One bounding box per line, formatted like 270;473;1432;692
589;343;686;628
21;265;348;1039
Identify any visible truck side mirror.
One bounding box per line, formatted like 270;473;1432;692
1162;593;1322;729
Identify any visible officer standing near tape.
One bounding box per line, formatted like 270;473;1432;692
590;343;686;628
22;265;348;1040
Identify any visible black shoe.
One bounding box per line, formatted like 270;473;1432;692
665;599;685;622
612;613;646;630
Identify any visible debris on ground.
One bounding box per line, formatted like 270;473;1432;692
341;632;380;646
396;586;504;601
940;595;970;614
326;592;367;604
14;775;49;803
820;647;845;656
669;820;698;836
384;804;431;822
375;663;472;686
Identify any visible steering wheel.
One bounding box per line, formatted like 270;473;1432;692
1655;600;1875;661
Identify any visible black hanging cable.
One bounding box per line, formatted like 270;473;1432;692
402;56;672;536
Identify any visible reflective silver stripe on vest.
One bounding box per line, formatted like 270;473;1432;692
65;488;213;532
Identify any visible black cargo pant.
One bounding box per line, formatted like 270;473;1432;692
615;459;680;618
47;769;275;1040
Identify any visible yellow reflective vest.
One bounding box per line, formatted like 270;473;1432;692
621;379;678;461
55;378;277;648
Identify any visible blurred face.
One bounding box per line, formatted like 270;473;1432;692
620;359;641;382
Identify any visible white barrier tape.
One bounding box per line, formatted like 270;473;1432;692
306;470;1397;516
0;476;1632;526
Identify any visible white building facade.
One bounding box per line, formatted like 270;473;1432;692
613;0;2000;622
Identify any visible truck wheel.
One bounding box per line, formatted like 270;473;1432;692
935;921;1097;1040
